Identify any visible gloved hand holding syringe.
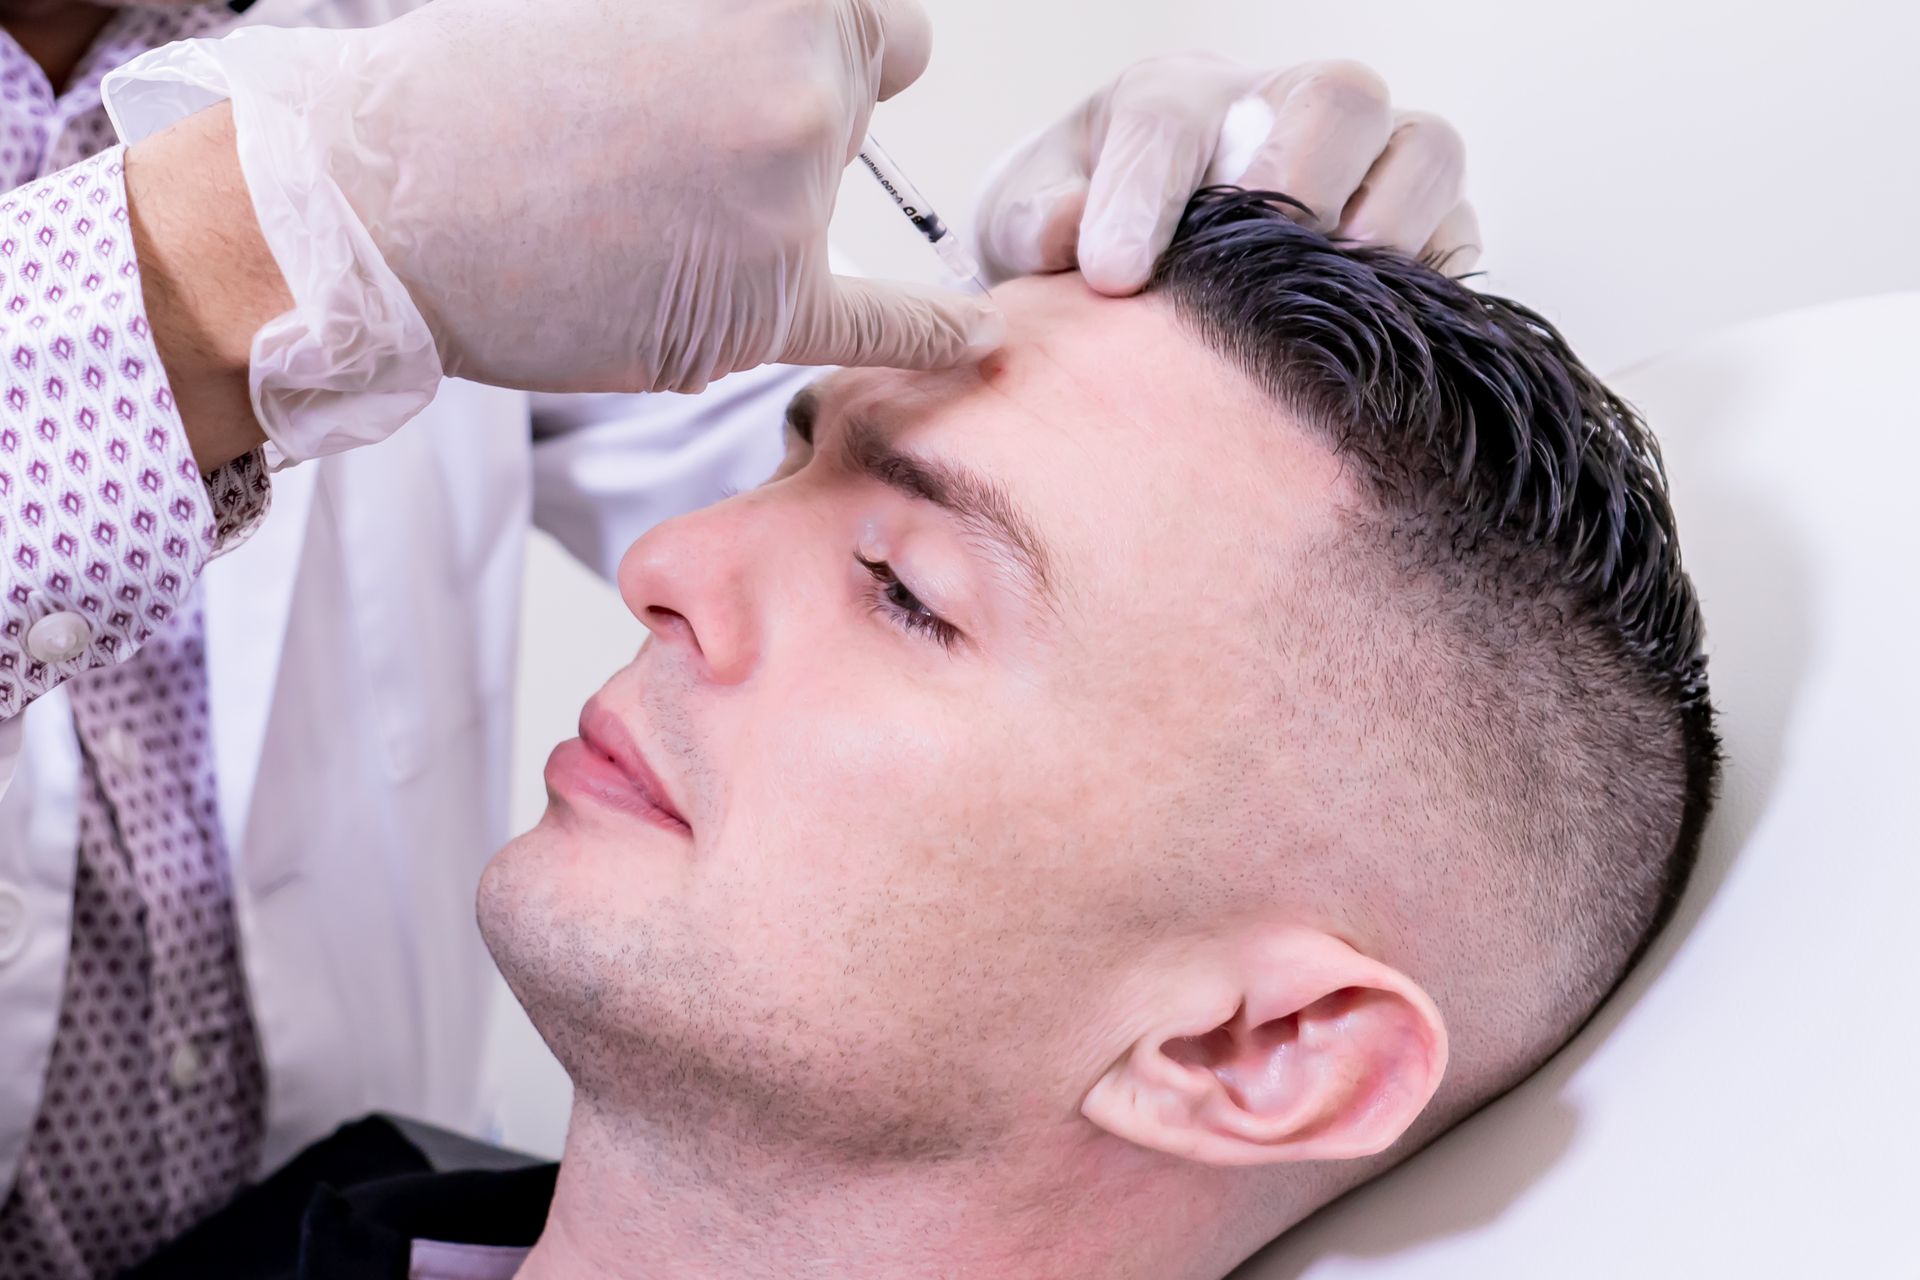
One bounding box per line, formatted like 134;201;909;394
105;0;1007;472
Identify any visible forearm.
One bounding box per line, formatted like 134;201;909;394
124;103;289;472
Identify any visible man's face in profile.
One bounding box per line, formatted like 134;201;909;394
480;273;1360;1158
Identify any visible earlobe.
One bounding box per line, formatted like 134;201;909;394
1081;930;1448;1167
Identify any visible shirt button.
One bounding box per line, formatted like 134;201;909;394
101;725;140;770
168;1040;204;1092
0;887;27;965
25;611;91;663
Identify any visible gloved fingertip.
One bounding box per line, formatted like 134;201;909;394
1336;213;1380;247
1077;241;1153;296
1077;195;1161;294
960;301;1007;360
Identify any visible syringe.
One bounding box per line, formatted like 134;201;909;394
855;133;992;296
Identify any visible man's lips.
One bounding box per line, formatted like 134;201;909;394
544;699;692;836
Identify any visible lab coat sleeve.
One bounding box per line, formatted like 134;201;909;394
0;147;270;799
527;362;814;582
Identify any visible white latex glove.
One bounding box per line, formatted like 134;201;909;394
976;55;1481;294
106;0;1002;464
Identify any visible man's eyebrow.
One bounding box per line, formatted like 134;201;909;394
839;413;1057;606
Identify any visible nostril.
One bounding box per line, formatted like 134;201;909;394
643;605;699;653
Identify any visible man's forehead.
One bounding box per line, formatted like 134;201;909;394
803;274;1356;612
809;275;1221;436
811;275;1348;490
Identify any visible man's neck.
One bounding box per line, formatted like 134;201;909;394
1;1;116;93
514;1097;1269;1280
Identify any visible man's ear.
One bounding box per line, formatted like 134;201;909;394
1082;928;1447;1166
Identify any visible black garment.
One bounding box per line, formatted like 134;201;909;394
117;1116;559;1280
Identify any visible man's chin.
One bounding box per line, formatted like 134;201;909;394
473;825;705;1079
475;829;623;1081
474;825;597;996
473;830;539;989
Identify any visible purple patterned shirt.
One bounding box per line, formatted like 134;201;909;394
0;5;275;1277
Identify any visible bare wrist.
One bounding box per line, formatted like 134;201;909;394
124;103;289;471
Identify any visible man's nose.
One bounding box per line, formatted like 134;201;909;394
617;504;762;685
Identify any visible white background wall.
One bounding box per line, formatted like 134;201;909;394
479;0;1920;1156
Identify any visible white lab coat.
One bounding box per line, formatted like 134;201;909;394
0;0;812;1190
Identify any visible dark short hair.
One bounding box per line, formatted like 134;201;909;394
1146;188;1720;1096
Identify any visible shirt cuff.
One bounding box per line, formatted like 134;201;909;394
0;146;266;719
203;446;271;555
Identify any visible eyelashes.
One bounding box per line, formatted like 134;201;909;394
856;554;962;652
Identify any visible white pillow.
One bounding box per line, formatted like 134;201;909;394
1234;293;1920;1278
